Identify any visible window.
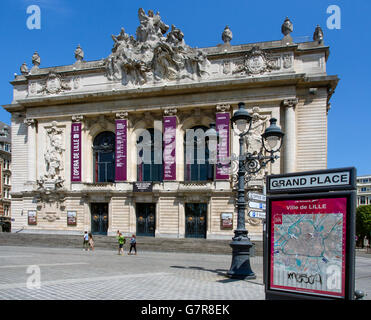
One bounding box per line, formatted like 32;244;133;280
184;125;214;182
360;196;366;205
93;131;115;183
137;128;163;182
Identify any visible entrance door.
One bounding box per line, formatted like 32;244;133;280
185;203;207;238
91;203;108;235
136;203;156;237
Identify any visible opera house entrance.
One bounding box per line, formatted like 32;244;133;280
91;203;109;235
185;203;207;239
136;203;156;237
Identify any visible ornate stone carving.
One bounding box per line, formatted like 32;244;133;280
281;17;294;45
24;118;37;127
313;25;324;44
282;98;298;109
20;63;29;75
234;46;280;76
115;112;128;119
37;72;72;95
163;108;177;116
282;53;293;69
104;8;211;86
245;107;268;156
38;121;65;192
32;52;41;68
74;44;84;62
222;26;233;44
216;104;230;112
72;115;83;122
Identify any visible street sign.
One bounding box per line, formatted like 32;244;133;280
248;192;266;202
249;211;266;219
248;201;266;210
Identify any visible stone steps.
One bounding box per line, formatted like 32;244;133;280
0;233;263;256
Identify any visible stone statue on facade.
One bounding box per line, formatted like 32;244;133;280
32;51;41;68
104;7;211;86
281;17;293;45
245;107;268;155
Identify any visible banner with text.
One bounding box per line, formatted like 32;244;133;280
216;112;230;180
71;122;81;182
163;116;176;180
115;119;127;181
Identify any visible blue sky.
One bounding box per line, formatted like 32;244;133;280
0;0;370;175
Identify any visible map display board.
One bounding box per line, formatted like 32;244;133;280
270;197;347;298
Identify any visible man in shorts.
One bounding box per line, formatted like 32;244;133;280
117;232;125;255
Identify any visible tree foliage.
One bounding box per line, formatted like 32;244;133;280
356;205;371;246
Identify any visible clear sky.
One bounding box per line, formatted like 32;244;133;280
0;0;370;175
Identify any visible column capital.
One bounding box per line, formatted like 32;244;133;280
24;118;37;126
72;115;84;122
115;112;129;120
163;108;177;116
216;104;231;112
282;98;299;108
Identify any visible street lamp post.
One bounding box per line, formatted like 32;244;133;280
227;102;284;279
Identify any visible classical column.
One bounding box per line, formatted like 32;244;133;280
282;99;298;173
24;118;37;184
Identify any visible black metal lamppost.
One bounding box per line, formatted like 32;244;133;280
227;102;284;279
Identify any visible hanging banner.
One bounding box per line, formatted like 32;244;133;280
71;122;82;182
216;113;230;180
115;119;127;181
163;116;176;180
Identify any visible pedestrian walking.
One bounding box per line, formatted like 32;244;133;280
117;232;126;255
88;232;95;251
83;231;89;251
128;234;137;255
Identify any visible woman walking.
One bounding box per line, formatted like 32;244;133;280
88;233;94;251
117;232;126;255
128;234;137;255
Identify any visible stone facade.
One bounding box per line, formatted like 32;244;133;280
3;10;338;239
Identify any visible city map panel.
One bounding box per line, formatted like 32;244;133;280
270;198;347;298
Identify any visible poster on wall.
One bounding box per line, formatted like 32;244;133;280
115;119;127;181
163;116;176;180
71;122;82;182
67;211;77;226
221;212;233;229
28;210;37;225
215;113;230;180
269;197;347;298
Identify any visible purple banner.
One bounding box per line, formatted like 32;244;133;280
115;119;127;181
163;116;176;180
71;122;82;182
216;113;230;180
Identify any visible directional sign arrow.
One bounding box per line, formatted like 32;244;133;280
248;192;266;202
248;211;266;219
248;201;266;210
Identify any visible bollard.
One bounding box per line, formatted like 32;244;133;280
354;290;365;300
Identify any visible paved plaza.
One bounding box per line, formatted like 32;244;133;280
0;245;370;300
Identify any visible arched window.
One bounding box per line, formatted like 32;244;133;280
184;125;214;182
137;128;163;182
93;131;115;182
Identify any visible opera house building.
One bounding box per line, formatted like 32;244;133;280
3;9;338;240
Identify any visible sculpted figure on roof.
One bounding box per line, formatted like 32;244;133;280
105;8;211;86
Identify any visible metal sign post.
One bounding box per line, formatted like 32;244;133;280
264;167;357;300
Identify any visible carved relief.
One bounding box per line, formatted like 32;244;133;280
234;46;280;76
282;53;293;69
104;8;211;86
37;72;72;95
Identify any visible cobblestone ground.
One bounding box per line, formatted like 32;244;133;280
0;246;369;300
0;246;264;300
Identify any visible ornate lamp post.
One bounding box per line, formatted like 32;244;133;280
227;102;284;279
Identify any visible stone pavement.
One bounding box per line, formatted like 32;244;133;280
0;245;369;300
0;245;265;300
